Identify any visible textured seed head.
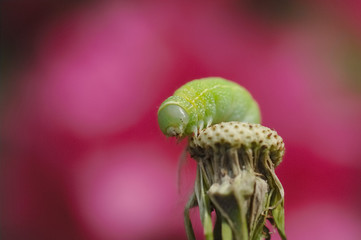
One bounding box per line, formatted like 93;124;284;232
189;121;285;166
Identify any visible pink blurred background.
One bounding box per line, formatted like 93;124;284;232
1;0;361;239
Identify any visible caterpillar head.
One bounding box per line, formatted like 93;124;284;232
158;104;189;138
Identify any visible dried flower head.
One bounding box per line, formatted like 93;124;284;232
185;122;286;240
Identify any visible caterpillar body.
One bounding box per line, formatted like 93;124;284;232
158;77;261;138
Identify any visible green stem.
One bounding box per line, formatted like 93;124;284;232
194;166;213;240
184;192;196;240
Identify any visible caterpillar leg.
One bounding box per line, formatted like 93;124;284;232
192;125;198;137
198;120;204;133
205;117;213;128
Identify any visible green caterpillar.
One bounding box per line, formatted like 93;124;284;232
158;77;261;138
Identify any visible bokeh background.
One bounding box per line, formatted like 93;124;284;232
1;0;361;239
